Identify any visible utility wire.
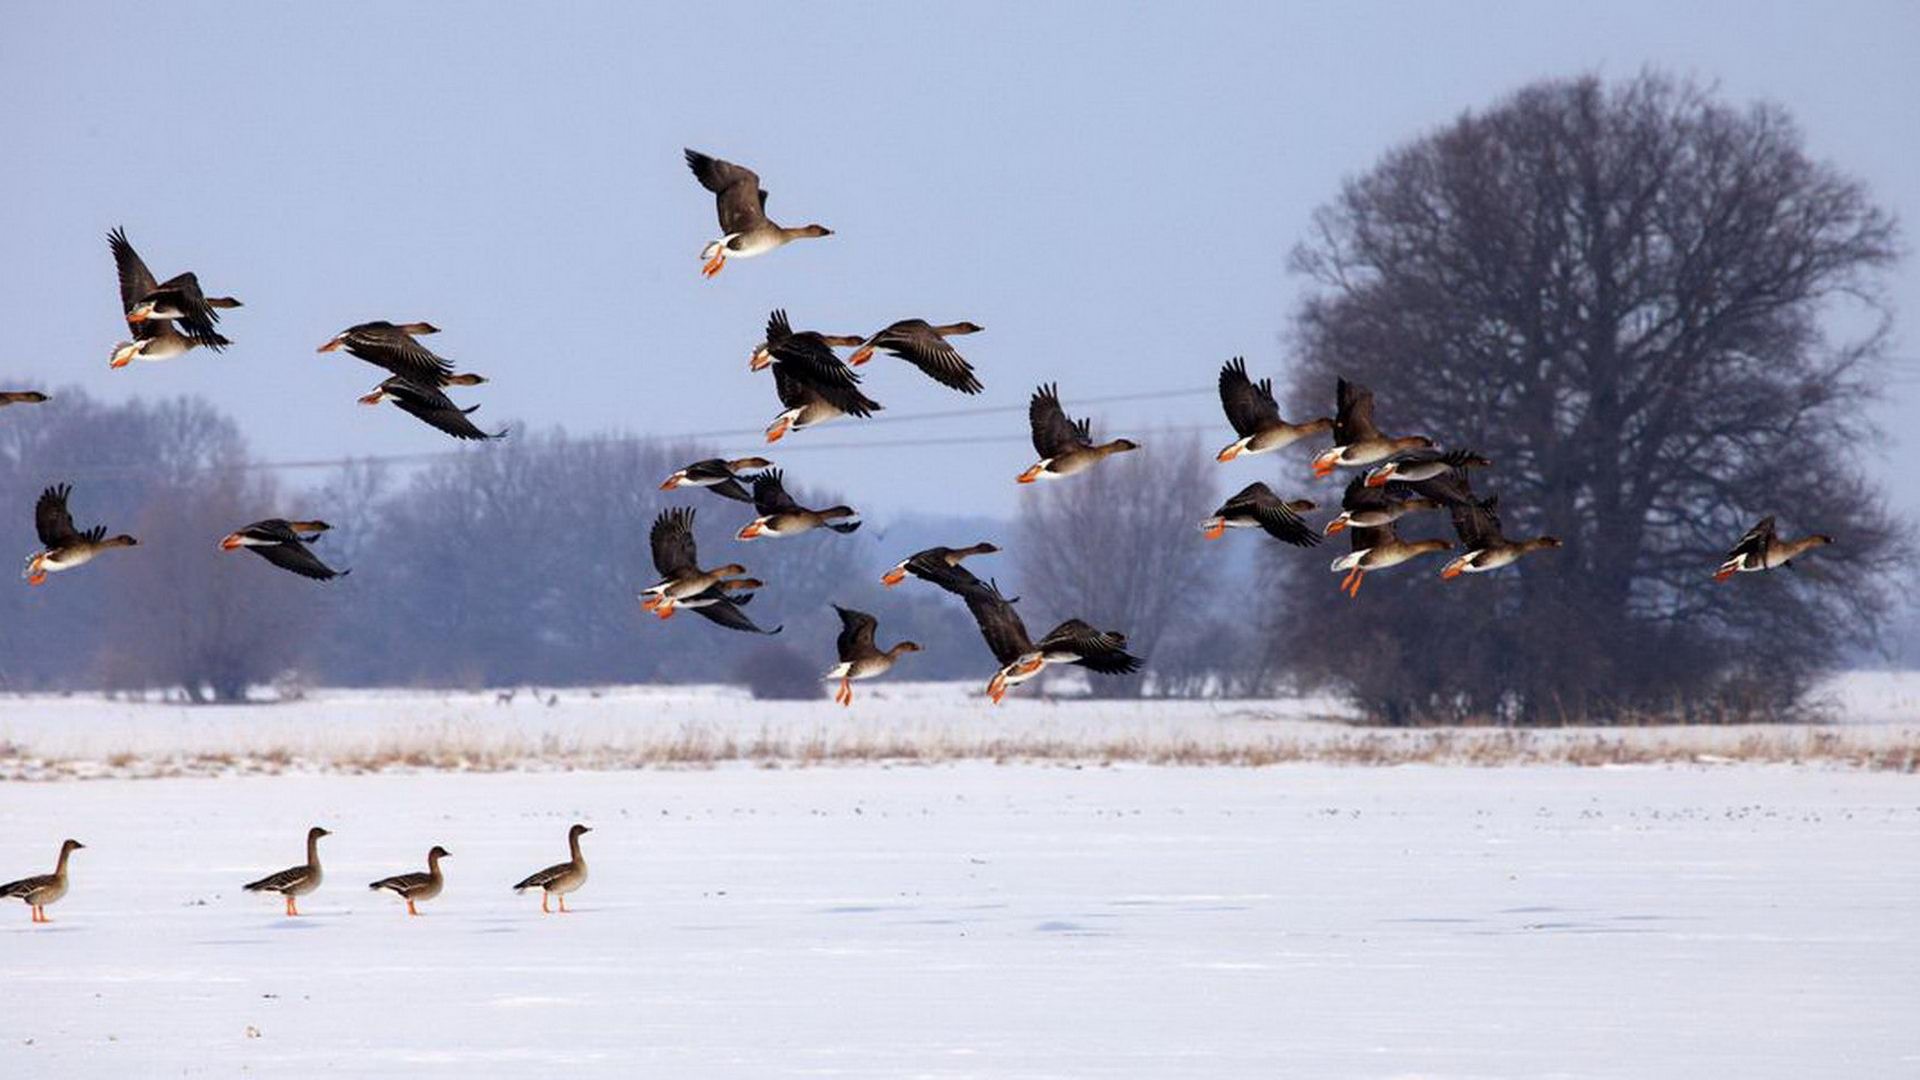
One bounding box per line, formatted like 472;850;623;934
13;385;1224;481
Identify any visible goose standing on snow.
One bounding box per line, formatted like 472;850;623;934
23;484;137;585
219;519;348;581
369;846;451;917
685;149;832;278
1309;378;1433;478
1017;384;1140;484
359;376;505;441
243;826;330;917
1328;521;1451;598
514;824;590;914
1;839;84;924
881;542;1000;588
954;578;1140;703
108;228;238;368
847;319;986;394
1199;483;1321;546
826;606;922;705
737;470;860;539
660;457;774;503
1215;357;1332;461
1715;517;1834;582
0;391;50;408
640;507;759;619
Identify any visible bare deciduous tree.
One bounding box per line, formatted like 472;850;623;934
1015;433;1221;698
1269;72;1906;723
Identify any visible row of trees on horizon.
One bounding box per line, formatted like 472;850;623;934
0;72;1907;722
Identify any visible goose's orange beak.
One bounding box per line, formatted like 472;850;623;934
1016;464;1045;484
881;568;907;587
220;533;245;551
317;338;342;352
748;351;772;372
1216;443;1243;463
357;391;385;406
659;476;681;491
849;346;875;366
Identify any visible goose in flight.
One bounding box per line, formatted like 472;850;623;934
685;149;832;278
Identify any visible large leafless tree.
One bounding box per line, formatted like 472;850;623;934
1269;72;1905;722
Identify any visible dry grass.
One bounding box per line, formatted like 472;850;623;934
2;721;1914;781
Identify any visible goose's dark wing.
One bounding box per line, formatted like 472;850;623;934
1450;496;1505;551
833;605;878;659
912;558;990;598
1028;384;1088;458
148;272;226;349
1333;377;1380;444
249;538;347;581
1218;357;1280;436
384;380;504;441
685;149;771;235
108;227;160;336
689;591;781;635
1726;516;1777;562
1402;467;1476;507
1224;483;1320;547
1038;619;1142;675
963;581;1034;666
773;360;880;418
342;323;455;386
766;311;861;390
707;477;754;503
34;484;81;547
650;507;699;576
870;321;982;395
1350;522;1394;552
751;469;803;516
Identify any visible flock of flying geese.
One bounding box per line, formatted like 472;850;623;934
0;149;1837;921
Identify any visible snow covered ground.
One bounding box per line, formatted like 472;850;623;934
1;670;1915;778
2;764;1916;1077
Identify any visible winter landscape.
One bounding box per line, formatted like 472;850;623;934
9;1;1920;1077
4;680;1918;1077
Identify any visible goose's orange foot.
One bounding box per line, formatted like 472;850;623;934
765;418;790;444
1440;564;1465;580
640;595;661;610
701;254;725;278
407;900;419;917
541;893;551;914
1346;572;1365;598
27;572;46;586
655;604;676;620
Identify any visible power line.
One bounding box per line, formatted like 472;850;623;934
19;385;1225;481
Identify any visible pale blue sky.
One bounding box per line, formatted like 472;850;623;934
3;1;1915;520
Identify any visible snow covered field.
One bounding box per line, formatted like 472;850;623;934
2;763;1916;1077
1;670;1916;778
